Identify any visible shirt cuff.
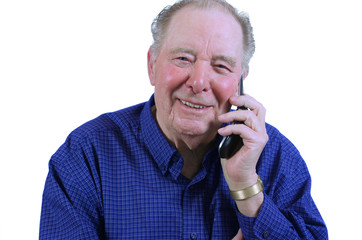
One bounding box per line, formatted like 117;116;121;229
235;193;296;239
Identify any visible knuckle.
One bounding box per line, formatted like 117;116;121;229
256;132;269;145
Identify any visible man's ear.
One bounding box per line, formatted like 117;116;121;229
242;70;249;80
235;70;250;95
147;47;156;86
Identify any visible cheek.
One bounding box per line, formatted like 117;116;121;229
212;78;238;104
153;63;188;113
155;62;186;90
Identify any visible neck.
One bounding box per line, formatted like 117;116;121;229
151;105;217;179
176;136;216;179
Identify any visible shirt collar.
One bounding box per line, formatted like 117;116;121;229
140;95;177;175
140;95;224;179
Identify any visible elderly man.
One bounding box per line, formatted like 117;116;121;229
40;0;328;239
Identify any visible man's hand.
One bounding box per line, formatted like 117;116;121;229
218;94;268;216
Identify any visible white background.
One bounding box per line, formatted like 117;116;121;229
1;0;361;239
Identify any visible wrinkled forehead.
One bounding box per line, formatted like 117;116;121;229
166;4;242;36
163;6;243;60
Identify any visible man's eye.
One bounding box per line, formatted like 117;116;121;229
173;56;192;68
215;64;227;69
178;57;189;61
214;64;231;74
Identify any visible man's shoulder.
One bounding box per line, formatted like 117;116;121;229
260;123;304;172
49;101;149;170
66;101;147;146
105;101;146;130
265;123;297;151
263;123;302;161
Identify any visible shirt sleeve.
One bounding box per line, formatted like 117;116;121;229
234;149;328;239
39;135;104;240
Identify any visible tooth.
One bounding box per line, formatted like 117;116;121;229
181;100;205;109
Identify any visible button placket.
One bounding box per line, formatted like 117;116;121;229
262;231;270;238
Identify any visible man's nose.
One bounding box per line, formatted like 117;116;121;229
186;62;211;94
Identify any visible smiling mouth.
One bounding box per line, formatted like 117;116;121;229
180;100;206;109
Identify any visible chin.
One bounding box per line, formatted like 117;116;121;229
174;120;217;138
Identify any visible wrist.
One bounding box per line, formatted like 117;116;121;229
228;172;259;191
229;175;264;201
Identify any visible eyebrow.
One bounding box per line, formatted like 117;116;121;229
169;47;196;55
213;55;237;68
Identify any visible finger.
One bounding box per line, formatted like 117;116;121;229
218;108;253;123
218;109;265;133
218;122;268;146
218;122;254;139
229;94;266;120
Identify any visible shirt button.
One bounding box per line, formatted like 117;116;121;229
262;231;270;238
171;155;178;162
190;232;198;239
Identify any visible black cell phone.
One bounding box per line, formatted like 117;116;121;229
218;76;247;158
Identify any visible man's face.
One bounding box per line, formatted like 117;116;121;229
148;6;244;142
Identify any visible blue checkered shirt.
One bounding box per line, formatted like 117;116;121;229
40;95;327;239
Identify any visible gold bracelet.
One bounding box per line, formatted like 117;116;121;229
229;175;264;201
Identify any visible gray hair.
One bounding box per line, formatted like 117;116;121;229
150;0;255;73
